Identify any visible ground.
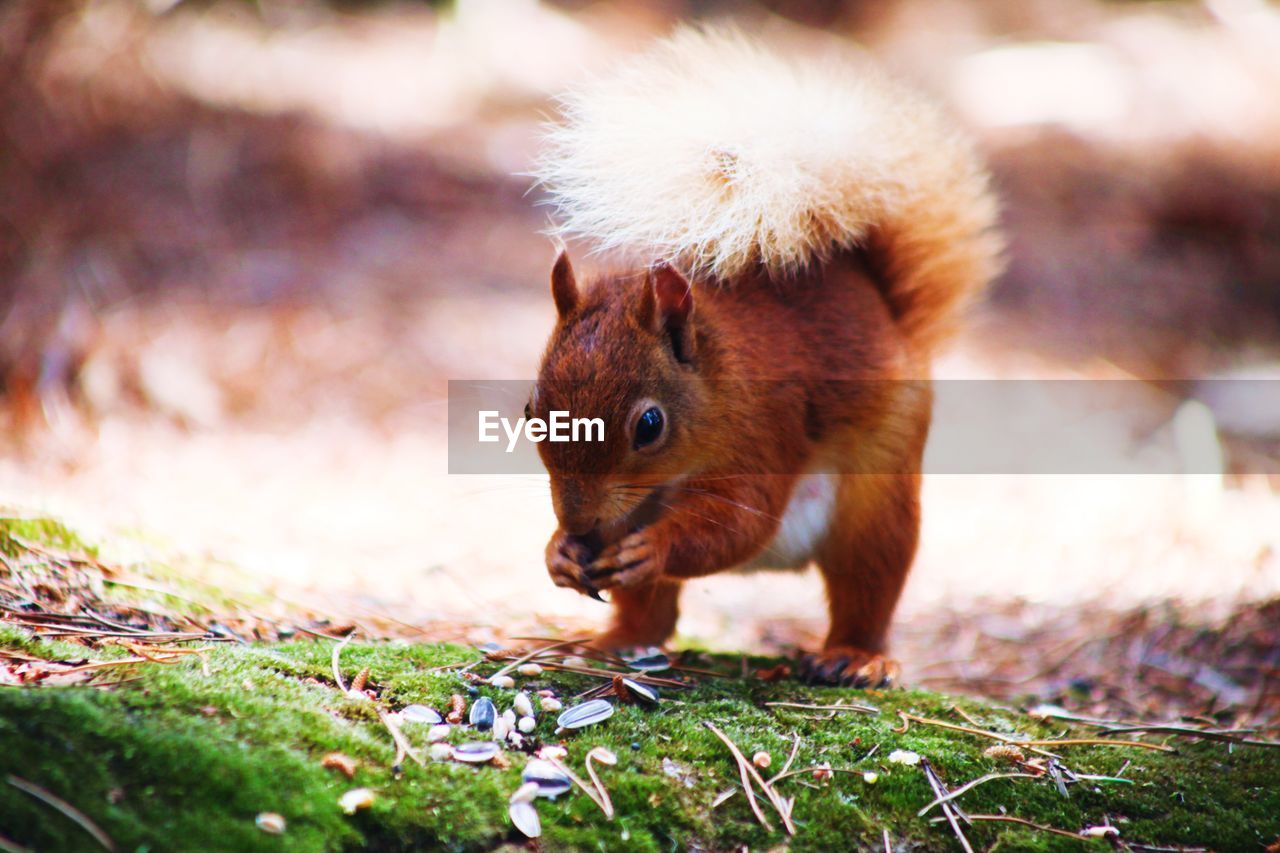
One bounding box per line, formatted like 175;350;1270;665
1;518;1278;851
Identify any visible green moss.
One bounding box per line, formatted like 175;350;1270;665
0;515;97;559
1;638;1276;852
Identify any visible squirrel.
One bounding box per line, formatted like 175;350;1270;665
526;29;1003;686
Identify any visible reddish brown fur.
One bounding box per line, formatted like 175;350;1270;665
534;248;934;686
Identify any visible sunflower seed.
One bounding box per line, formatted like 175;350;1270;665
429;743;453;761
540;697;563;712
338;788;375;814
453;741;500;763
521;759;572;798
513;692;535;717
518;716;537;734
400;704;443;725
621;678;659;704
489;674;516;689
255;813;286;834
427;724;451;743
626;653;670;673
517;663;543;677
510;782;540;804
469;697;496;731
502;709;517;726
492;717;512;741
557;699;614;730
509;801;541;838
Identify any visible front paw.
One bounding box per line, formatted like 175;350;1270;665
585;530;666;590
545;529;605;601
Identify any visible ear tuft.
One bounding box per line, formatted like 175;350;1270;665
551;249;578;317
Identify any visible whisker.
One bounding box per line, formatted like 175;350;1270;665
661;485;783;523
655;499;747;536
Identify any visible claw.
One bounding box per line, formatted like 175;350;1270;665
578;574;606;602
797;647;900;690
818;656;850;683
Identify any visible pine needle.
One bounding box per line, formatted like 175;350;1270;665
7;775;115;851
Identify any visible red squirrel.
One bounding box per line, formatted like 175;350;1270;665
527;29;1003;686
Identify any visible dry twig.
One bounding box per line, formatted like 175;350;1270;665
765;701;878;715
917;772;1040;816
961;814;1094;842
705;722;795;835
488;637;594;679
546;755;612;819
331;630;356;692
920;759;973;853
896;711;1174;753
377;708;424;768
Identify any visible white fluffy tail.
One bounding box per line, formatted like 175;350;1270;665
534;28;1004;353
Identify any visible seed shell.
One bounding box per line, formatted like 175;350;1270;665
626;653;670;673
255;813;286;834
492;717;512;741
338;788;375;814
521;759;572;798
621;678;659;704
556;698;615;730
453;741;500;763
509;782;540;804
400;704;443;725
469;697;496;731
509;801;541;838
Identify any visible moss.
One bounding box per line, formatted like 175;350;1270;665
0;515;98;559
1;637;1277;852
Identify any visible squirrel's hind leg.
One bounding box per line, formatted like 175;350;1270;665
589;578;683;653
801;473;920;687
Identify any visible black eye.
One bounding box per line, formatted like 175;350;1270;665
633;406;665;449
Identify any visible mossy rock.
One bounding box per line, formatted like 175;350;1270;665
1;635;1277;852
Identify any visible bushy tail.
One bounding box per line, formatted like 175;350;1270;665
533;28;1004;354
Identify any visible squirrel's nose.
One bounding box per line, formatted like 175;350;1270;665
562;516;600;537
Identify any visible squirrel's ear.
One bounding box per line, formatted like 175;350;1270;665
550;249;578;317
646;263;695;363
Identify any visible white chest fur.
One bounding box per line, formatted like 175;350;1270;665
738;471;837;572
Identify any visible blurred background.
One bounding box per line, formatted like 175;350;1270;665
1;0;1278;723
